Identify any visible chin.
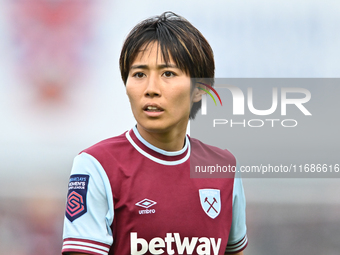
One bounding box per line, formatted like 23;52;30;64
140;123;171;133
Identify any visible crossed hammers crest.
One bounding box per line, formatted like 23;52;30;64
204;197;218;213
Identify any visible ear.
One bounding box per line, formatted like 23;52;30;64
191;82;208;103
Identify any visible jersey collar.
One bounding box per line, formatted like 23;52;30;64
125;126;190;165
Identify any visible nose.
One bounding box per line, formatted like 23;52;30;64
144;73;161;98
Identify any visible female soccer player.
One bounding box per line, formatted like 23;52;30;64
62;12;247;255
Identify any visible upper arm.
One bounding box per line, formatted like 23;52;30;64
225;164;248;253
61;153;114;255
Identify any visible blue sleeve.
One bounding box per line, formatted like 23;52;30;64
62;152;114;255
225;162;248;253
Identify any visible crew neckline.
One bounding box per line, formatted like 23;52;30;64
125;126;190;165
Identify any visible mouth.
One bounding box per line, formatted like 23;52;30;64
143;104;164;112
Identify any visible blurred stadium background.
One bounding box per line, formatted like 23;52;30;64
0;0;339;254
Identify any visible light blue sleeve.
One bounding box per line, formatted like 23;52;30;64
62;152;114;255
225;161;248;253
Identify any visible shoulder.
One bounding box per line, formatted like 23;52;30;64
83;132;127;152
80;131;130;160
189;137;236;160
189;137;237;179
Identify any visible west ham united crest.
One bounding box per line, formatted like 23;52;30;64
199;189;221;219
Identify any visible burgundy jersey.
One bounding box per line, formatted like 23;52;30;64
62;127;247;255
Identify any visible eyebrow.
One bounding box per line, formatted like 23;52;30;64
130;64;179;70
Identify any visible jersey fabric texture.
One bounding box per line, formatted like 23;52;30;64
62;126;248;255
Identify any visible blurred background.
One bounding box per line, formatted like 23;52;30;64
0;0;339;254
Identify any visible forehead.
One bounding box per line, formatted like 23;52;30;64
131;42;174;65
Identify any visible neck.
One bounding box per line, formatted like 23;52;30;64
136;124;187;152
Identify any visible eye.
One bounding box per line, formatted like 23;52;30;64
162;71;176;78
133;72;146;78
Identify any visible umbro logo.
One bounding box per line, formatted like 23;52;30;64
135;198;157;208
135;198;157;214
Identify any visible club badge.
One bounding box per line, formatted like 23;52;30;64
199;189;221;219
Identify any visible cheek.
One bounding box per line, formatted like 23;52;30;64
174;92;191;113
172;82;191;102
126;91;139;112
126;89;132;103
126;86;138;102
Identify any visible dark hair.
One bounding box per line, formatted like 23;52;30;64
119;11;215;119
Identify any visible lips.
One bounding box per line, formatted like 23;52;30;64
143;104;164;112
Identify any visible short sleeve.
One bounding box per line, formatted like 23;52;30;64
225;163;248;253
62;152;114;255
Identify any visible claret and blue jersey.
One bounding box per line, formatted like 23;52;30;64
62;126;248;255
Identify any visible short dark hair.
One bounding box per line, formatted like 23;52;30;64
119;11;215;119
